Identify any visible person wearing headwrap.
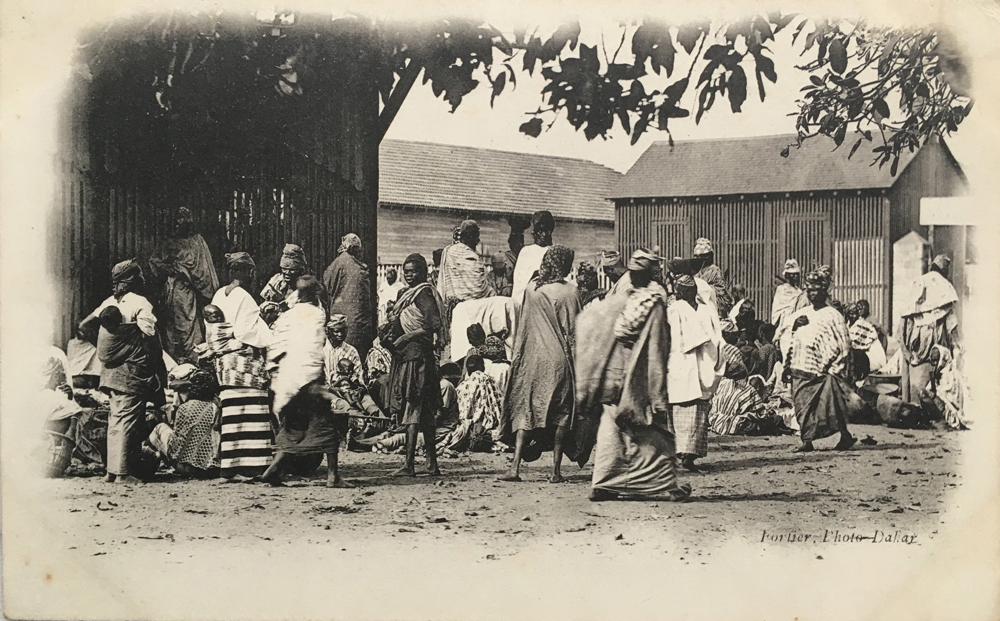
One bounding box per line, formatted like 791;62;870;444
322;232;373;363
486;251;513;297
665;267;725;472
600;250;627;285
209;251;274;481
477;334;511;410
148;207;219;362
512;210;556;308
147;367;221;477
845;301;886;382
771;258;807;325
579;247;691;501
501;244;582;484
383;252;447;477
438;220;494;309
692;237;733;317
78;259;166;484
576;261;606;309
263;276;350;488
782;266;857;452
261;244;318;322
323;314;364;387
377;266;405;328
898;253;963;423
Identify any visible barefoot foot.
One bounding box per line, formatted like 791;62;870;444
549;474;565;484
391;466;416;477
792;442;814;453
499;470;521;482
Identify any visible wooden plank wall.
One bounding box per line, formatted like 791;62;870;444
615;190;890;326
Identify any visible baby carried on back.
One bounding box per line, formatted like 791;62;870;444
96;306;166;398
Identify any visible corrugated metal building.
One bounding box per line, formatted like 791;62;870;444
611;134;966;328
378;140;620;268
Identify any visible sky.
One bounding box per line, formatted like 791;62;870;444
385;19;809;173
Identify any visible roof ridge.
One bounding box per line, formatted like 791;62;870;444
381;138;621;173
647;133;798;146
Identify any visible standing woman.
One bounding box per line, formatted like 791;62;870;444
323;233;374;363
784;267;857;453
209;252;274;481
501;245;582;483
383;253;446;477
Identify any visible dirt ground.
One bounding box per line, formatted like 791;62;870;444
44;423;963;556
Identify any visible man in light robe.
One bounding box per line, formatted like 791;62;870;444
666;273;725;472
512;210;556;308
148;207;219;362
771;259;806;326
437;220;494;307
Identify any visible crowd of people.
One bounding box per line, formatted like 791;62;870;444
38;206;968;501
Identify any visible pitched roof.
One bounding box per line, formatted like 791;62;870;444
611;134;922;199
379;139;620;222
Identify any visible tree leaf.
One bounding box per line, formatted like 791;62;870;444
848;137;863;159
617;107;631;134
829;38;847;74
651;38;676;77
519;117;543;137
664;77;688;102
873;98;890;119
809;75;824;86
676;21;707;54
780;146;790;158
833;121;846;146
490;71;506;107
728;66;747;112
890;154;900;176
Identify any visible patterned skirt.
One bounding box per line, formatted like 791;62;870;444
219;387;274;477
670;399;710;458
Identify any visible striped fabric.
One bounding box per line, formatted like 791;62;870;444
218;387;274;476
709;378;760;435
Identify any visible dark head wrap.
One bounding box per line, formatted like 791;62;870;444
225;252;255;269
478;335;508;363
627;248;663;272
187;368;219;401
531;210;555;233
673;274;697;292
577;261;599;291
667;257;698;276
466;323;487;348
932;254;951;270
535;245;574;290
176;206;194;224
459;220;479;236
111;259;143;284
279;243;307;271
403;252;429;282
804;266;831;290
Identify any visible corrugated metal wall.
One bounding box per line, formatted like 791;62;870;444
616;190;890;326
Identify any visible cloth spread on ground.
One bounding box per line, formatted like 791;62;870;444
448;296;515;362
437;243;493;305
148;233;219;360
323;251;373;360
268;303;327;418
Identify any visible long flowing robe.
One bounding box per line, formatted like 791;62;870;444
511;244;549;308
578;286;679;496
666;298;724;458
899;271;960;405
437;243;494;305
323;252;374;362
787;305;854;442
148;233;219;361
377;279;405;327
502;280;581;438
696;264;732;317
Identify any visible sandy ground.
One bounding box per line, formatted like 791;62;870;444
42;424;963;556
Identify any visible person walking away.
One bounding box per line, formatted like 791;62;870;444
486;252;513;297
665;273;724;472
578;249;692;502
263;276;350;488
205;252;274;481
378;267;405;327
783;267;857;453
577;261;607;309
899;254;964;421
692;237;732;317
511;210;556;308
323;233;373;363
79;260;166;484
148;206;219;362
382;253;447;477
501;245;582;483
